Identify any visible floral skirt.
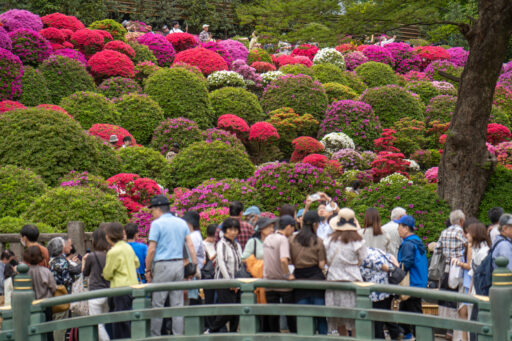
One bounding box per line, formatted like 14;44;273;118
325;289;355;332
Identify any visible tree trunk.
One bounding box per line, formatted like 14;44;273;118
438;0;512;216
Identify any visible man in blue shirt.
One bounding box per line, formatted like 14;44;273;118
146;195;197;336
125;223;148;282
397;215;428;341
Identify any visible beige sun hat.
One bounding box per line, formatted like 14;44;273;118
329;207;359;231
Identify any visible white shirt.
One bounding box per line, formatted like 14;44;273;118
190;230;205;269
317;220;332;241
489;224;500;244
381;221;401;258
170;28;183;33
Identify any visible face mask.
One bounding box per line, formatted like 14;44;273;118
10;259;18;267
69;245;76;255
20;239;26;247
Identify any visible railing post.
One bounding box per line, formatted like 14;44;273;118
67;221;86;256
354;282;373;339
12;264;34;341
489;257;512;341
239;280;257;334
131;285;150;338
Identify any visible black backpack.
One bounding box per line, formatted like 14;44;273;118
473;238;511;295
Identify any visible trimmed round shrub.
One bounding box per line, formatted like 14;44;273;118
173;47;228;76
8;29;51;66
0;100;25;113
217;114;250;140
114;93;164;145
170;140;255;188
247;162;342;212
134;61;159;85
355;61;398;87
40;55;95;104
200;41;233;66
40;27;65;44
432;81;457;96
70;29;104;57
291;44;319;61
447;47;468;67
321;132;355;154
319;100;381;150
0;9;42;32
261;74;328;121
99;77;142;99
272;55;302;68
88;123;136;148
20;66;51;106
207;70;245;90
22;186;128;232
290;136;325;162
0;108;121;185
361;45;395;66
332;148;364;170
247;48;272;65
89;19;127;41
210;87;265;123
0;165;48;218
0;27;12;50
405;81;441;105
261;71;285;87
0;48;23;100
60;91;120;129
344;51;368;71
361;85;425;128
104;40;135;59
425;95;456;123
151;117;202;155
251;61;276;73
323;82;358;102
36;104;71;118
87;50;135;82
313;48;345;69
312;63;346;84
144;67;213;128
92;29;113;44
51;48;87;66
118;146;172;188
279;64;313;77
128;41;157;65
201;128;246;153
0;216;55;233
166;32;198;52
41;13;84;31
383;42;414;66
343;71;367;93
137;33;176;67
171;62;205;82
218;39;248;62
59;171;115;194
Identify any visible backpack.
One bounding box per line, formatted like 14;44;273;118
428;248;446;281
473;238;510;295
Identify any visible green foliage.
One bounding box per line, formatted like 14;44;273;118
60;91;120;129
490;105;511;127
425;95;456;123
405;81;441;105
391;118;428;157
355;62;398;88
59;171;116;195
22;186;128;232
20;66;51;106
288;23;336;47
342;71;367;93
323;82;358;103
39;56;96;104
411;149;441;170
118;146;172;188
279;64;313;77
170;140;255;188
99;77;142;99
260;74;329;121
361;85;425;128
128;42;158;64
114;93;164;145
408;39;431;47
0;108;121;185
478;166;512;225
144;67;214;128
311;63;346;84
89;19;127;41
0;216;56;233
349;182;451;244
247;48;272;65
210;87;265;124
0;165;48;218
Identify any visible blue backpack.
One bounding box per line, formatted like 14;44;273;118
473;239;510;295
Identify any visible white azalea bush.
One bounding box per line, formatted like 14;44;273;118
207;70;245;90
320;132;355;154
313;48;346;70
379;172;412;185
260;71;285;86
404;159;420;171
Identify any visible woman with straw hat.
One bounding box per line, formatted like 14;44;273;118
324;208;367;337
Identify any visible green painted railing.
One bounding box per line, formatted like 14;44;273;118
1;258;511;340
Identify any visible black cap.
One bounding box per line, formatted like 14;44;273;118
255;217;278;231
149;195;170;208
279;215;296;229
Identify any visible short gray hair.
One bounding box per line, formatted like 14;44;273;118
449;209;465;225
47;237;66;258
499;213;512;231
390;207;406;221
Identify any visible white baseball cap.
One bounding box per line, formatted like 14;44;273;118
203;24;209;28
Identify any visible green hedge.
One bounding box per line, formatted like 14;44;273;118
312;63;346;84
89;19;127;41
60;91;120;129
118;146;172;188
20;66;51;106
355;62;398;88
405;81;441;105
128;42;158;65
279;64;313;77
323;82;358;103
478;166;512;225
0;216;56;233
210;87;265;124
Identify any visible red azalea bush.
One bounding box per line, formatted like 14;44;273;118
293;55;313;67
251;61;276;73
0;9;43;32
40;27;65;44
291;44;319;61
87;49;135;82
487;123;511;145
41;13;84;31
248;122;281;164
107;173;162;214
166;32;198;52
302;154;329;168
173;47;228;76
371;151;410;181
201;41;233;66
8;29;52;66
88;123;136;148
104;40;135;59
36;104;73;118
290;136;325;162
325;159;344;176
413;46;450;69
70;29;104;57
272;54;300;68
336;43;356;53
94;29;113;44
137;33;176;67
60;28;73;40
249;122;280;142
374;128;400;153
0;100;25;113
217;114;250;140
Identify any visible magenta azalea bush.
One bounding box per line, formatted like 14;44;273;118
383;42;413;66
447;47;468;67
201;41;233;66
362;45;395;66
8;29;52;66
231;59;262;88
0;27;12;50
0;48;23;100
218;39;248;62
137;33;176;67
151;117;202;155
51;48;87;66
0;9;43;32
344;51;368;71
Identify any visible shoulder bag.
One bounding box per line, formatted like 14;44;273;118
376;249;406;285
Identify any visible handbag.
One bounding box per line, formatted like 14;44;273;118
70;275;89;316
375;249;406;285
428;249;446;281
448;259;462;289
399;264;411;301
52;285;70;314
184;262;197;278
201;251;215;280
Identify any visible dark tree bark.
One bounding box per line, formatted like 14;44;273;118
438;0;512;216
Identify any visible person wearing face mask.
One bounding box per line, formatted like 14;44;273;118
20;224;50;267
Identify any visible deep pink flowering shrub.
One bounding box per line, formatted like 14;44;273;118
447;47;468;67
0;100;25;113
217;114;250;140
302;154;329;168
272;54;300;68
425;167;438;183
201;41;233;66
414;46;450;69
497;71;512;89
336;43;356;53
173;47;228;76
8;29;52;66
104;40;135;59
332;148;365;170
151;117;202;155
88;123;137;148
71;29;104;57
201;128;245;153
496;142;512;169
371;151;410;181
230;59;262;88
165;32;198;52
487;123;511;145
291;44;319;61
218;39;249;62
137;33;176;67
0;48;23;100
247;162;342;211
51;48;87;66
425;60;463;83
0;27;11;50
290;136;325;162
41;13;84;31
319;99;381;150
401;71;429;82
107;173;162;214
383;42;414;66
251;61;276;73
87;49;135;82
396;55;423;74
94;29;113;44
0;9;42;32
293;55;313;67
130;208;153;241
248;122;280;164
344;51;368;71
362;45;394;66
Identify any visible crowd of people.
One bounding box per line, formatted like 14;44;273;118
121;19;213;42
1;193;511;341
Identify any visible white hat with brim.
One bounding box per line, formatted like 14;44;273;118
329;208;358;231
203;24;209;28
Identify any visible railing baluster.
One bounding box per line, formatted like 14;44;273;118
28;305;45;341
490;257;512;341
296;316;315;336
78;326;98;341
475;298;493;341
184;316;203;335
131;286;150;338
12;264;33;341
239;281;257;334
354;282;373;340
414;325;434;341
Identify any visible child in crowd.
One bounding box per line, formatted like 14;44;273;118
125;223;148;283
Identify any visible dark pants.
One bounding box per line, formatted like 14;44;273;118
109;295;133;339
210;289;240;332
296;296;327;335
44;308;54;341
470;305;479;341
373;296;400;339
399;296;423;336
264;290;297;333
204;288;216;330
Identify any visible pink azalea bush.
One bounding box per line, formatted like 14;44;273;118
137;33;176;67
0;48;23;100
218;39;249;62
362;45;394;66
8;28;52;66
0;9;43;32
344;51;368;71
